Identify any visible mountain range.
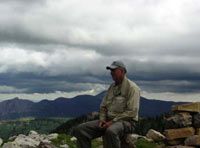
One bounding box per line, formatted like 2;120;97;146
0;92;186;120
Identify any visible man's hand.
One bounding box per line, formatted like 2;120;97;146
99;120;106;128
103;121;112;128
99;120;112;128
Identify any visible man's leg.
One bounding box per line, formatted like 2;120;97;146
73;120;105;148
103;121;133;148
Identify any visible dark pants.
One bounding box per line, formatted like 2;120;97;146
73;120;135;148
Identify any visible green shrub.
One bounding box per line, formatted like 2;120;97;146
51;134;77;148
51;134;102;148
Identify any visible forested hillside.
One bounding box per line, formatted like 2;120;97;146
0;92;185;120
0;118;70;140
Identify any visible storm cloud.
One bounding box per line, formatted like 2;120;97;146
0;0;200;101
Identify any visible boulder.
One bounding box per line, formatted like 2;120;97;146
47;133;58;140
184;135;200;146
125;134;141;148
195;128;200;135
28;131;41;140
0;138;3;146
146;129;166;142
38;142;57;148
166;139;185;146
8;136;17;141
70;136;77;142
28;131;51;144
172;102;200;113
2;142;21;148
29;130;38;135
164;112;192;129
15;135;40;147
193;113;200;128
164;127;195;140
125;134;152;148
2;131;58;148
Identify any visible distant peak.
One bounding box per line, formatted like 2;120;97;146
13;97;20;100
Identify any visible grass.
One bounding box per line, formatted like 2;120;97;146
51;134;102;148
51;134;77;148
51;134;165;148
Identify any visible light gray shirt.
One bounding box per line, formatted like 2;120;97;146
99;76;140;122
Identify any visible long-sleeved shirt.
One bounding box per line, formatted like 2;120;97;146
99;76;140;122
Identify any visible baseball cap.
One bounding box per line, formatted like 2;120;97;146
106;61;127;73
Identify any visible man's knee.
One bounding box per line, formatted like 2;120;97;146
105;127;118;137
73;124;84;137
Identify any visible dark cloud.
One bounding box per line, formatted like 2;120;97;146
138;80;200;93
1;60;200;94
0;73;109;94
0;28;56;45
0;0;200;101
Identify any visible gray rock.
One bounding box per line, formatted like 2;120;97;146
15;135;40;147
184;135;200;146
38;142;57;148
3;131;58;148
167;139;185;146
47;133;58;140
125;134;149;148
28;131;41;140
8;136;17;141
193;113;200;128
146;129;166;142
70;136;77;142
164;112;192;129
2;142;21;148
0;138;3;146
28;132;51;144
29;131;38;135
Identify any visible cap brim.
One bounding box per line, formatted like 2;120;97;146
106;65;118;70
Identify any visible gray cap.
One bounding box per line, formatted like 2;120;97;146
106;61;127;73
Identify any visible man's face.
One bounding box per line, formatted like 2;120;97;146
110;68;124;83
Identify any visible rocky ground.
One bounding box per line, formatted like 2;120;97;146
0;129;166;148
0;131;61;148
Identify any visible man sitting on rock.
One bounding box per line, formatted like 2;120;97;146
73;61;141;148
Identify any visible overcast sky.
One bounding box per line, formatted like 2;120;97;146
0;0;200;102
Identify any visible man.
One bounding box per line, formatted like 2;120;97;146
73;61;140;148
